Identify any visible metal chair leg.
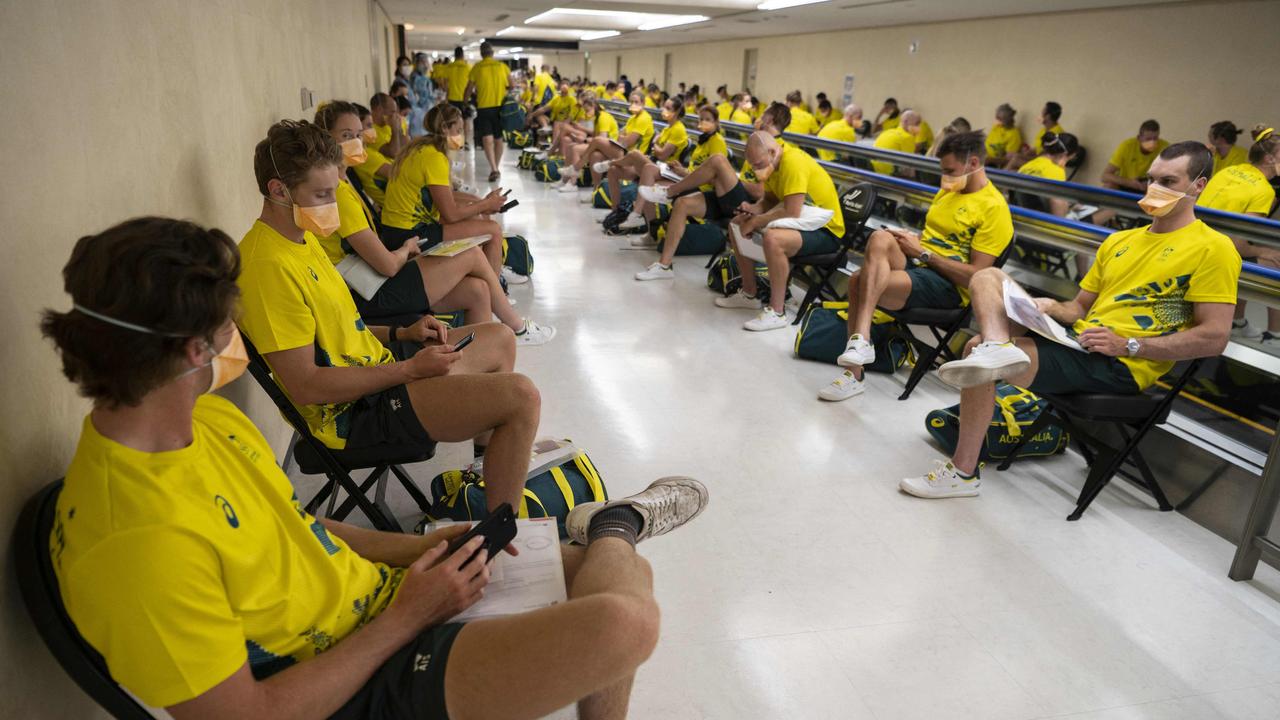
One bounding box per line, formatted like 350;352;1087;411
391;464;432;512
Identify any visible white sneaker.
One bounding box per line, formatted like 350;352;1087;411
618;213;647;230
580;191;595;204
628;235;659;249
635;262;674;281
899;460;981;499
638;185;669;204
592;160;613;174
937;341;1031;389
836;334;875;368
560;165;580;180
715;290;760;309
515;319;556;346
744;307;789;331
1233;319;1264;339
557;181;579;194
501;267;530;285
818;370;865;401
533;151;547;161
564;476;709;545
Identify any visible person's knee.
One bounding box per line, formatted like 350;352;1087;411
588;592;660;670
866;229;894;256
506;373;541;418
761;229;788;255
969;266;1006;291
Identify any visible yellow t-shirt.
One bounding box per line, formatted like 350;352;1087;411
610;91;627;102
644;95;659;109
430;63;447;84
871;126;918;175
816;119;857;162
785;108;821;136
920;181;1015;302
624;111;655;154
1075;220;1240;389
1109;137;1169;180
443;60;472;102
764;144;845;237
382;144;451;230
814;108;836;128
318;179;376;265
716;101;733;120
532;72;555;105
372;123;393;155
468;58;509;109
750;103;764;120
1034;123;1065;153
237;221;395;448
52;395;400;708
548;94;578;122
655;121;689;159
730;109;753;125
588;110;619;140
1197;163;1276;216
519;87;533;108
881;115;901;132
986;124;1023;161
914;121;934;153
1017;155;1067;182
1212;145;1248;176
351;146;391;208
689;133;729;192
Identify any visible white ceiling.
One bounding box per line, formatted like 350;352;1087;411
386;0;1183;55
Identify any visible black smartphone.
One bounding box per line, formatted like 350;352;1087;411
450;332;475;352
500;199;520;213
501;188;514;197
446;503;517;565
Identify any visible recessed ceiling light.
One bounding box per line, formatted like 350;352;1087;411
580;30;621;40
403;23;415;30
758;0;829;9
638;15;709;31
496;25;518;36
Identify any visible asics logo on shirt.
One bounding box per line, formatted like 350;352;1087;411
308;266;319;281
215;495;240;528
1115;246;1129;258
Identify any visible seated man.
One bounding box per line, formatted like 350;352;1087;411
873;97;901;134
985;103;1022;168
902;142;1238;498
784;91;821;135
871;109;922;177
44;216;710;720
566;90;655;192
816;103;862;162
368;91;409;160
602;96;691;233
350;103;394;210
1091;119;1168;227
715;131;845;332
818;131;1013;401
715;85;733;119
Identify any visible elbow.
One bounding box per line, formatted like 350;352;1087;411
1210;329;1231;356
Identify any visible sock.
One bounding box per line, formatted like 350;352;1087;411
588;506;644;546
953;464;979;480
1233;318;1248;328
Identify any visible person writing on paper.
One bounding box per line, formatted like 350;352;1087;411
554;91;619;194
602;96;691;235
714;131;844;332
44;216;710;720
901;142;1239;498
313;102;518;326
815;103;862;163
1198;125;1279;343
817;132;1013;402
873;97;901;134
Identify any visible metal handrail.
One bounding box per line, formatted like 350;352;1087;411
597;101;1280;303
599;100;1280;252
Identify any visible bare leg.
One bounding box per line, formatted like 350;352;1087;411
424;245;522;330
849;230;911;336
430;276;490;321
761;228;803;313
407;371;540;511
443;219;505;276
659;194;707;266
951;336;1041;474
967;267;1014;343
664;154;738;197
728;219;758;296
607;165;640;208
444;538;658;720
481;135;498;174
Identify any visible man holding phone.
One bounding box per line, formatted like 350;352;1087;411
815;131;1014;402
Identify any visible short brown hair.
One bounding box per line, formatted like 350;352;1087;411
314;100;361;131
253;120;342;196
41;218;241;408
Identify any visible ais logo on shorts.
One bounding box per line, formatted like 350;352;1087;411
215;495;240;529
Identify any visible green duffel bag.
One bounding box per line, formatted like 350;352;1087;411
500;99;525;132
592;181;637;210
508;129;535;149
502;235;534;276
706;249;768;297
925;383;1070;461
534;158;562;182
656;221;726;256
792;302;912;374
517;148;540;170
576;167;594;188
415;444;609;539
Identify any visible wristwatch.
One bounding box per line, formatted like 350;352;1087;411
1126;337;1141;357
917;249;933;265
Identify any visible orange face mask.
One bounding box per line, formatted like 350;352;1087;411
1138;183;1188;217
361;127;378;143
939;156;975;192
340;137;367;166
447;133;465;150
751;156;776;181
293;201;341;237
205;328;249;392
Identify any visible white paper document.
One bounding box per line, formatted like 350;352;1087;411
1003;279;1084;352
657;162;683;184
730;222;767;263
432;518;568;623
334;254;389;301
424;235;489;257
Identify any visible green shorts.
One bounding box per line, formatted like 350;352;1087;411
904;266;962;309
1028;335;1139;396
329;622;466;719
796;227;841;256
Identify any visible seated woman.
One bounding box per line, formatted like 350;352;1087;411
349;103;394;211
1015;131;1089;276
313;101;506;327
559;90;655;193
1208;120;1248;176
602;97;692;234
553;91;619;193
380;104;554;344
985;103;1022;168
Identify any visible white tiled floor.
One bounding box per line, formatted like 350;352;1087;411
295;151;1280;719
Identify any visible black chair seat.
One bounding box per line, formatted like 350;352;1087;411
787;183;878;325
891;306;967;325
1042;391;1166;422
792;252;842;266
294;441;437;474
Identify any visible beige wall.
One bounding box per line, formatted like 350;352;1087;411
591;0;1280;180
0;0;380;715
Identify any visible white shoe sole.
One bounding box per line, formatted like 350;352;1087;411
938;359;1031;389
818;384;864;402
836;351;875;369
898;478;980;498
744;320;789;332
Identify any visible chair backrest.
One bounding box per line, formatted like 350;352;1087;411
993;236;1016;269
14;480;154;719
839;182;878;243
240;333;333;454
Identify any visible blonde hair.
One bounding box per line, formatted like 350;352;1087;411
1250;124;1279;164
391;103;462;179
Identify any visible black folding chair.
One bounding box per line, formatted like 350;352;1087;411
346;167;384;235
14;480;155;719
241;334;435;532
788;183;878;325
889;242;1015;401
998;360;1203;521
1010;191;1074;279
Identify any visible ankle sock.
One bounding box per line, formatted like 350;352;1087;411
588;506;644;546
